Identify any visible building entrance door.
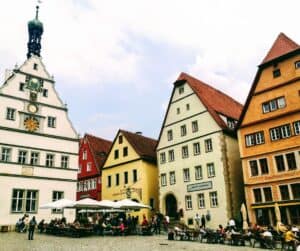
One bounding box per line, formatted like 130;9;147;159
165;194;177;218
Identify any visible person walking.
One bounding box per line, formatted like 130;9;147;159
201;214;206;228
28;216;37;240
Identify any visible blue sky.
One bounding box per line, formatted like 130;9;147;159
1;0;300;140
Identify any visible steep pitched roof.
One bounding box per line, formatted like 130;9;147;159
238;33;300;128
261;32;300;64
84;134;112;171
120;130;157;161
177;72;243;129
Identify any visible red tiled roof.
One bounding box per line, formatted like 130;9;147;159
120;130;157;161
261;32;300;64
177;72;243;129
84;134;112;170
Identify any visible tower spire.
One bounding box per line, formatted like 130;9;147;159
27;5;44;59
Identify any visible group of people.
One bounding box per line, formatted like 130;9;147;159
15;214;37;240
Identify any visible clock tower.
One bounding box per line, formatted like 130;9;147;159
0;6;79;228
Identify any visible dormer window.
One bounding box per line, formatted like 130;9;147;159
273;69;281;78
295;61;300;69
227;118;236;129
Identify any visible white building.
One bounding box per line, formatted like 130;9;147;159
157;72;244;228
0;6;78;228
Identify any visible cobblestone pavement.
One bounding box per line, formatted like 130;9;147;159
0;232;266;251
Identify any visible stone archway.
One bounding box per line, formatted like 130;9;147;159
165;194;177;218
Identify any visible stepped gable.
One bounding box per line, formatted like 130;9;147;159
120;130;157;161
261;32;300;64
85;134;112;169
177;72;243;129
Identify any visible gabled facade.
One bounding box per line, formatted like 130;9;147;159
157;72;244;228
0;7;79;227
237;33;300;226
102;130;158;221
77;134;112;201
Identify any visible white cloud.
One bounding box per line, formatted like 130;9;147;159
1;0;300;136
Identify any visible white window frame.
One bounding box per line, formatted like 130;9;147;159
161;173;167;186
168;150;175;162
11;189;24;212
185;195;192;210
192;121;198;133
277;97;286;109
198;193;205;209
160;152;166;164
18;150;27;164
207;163;215;177
61;155;69;168
25;190;38;213
30;152;39;165
47;116;56;128
182;146;189;158
6;107;16;121
167;130;173;141
169;171;176;185
87;162;92;172
52;191;64;213
82;150;87;160
78;164;82;173
193;142;200;155
195;165;203;180
209;191;218;207
46;153;54;167
205;139;213;152
180;125;187;136
183;168;190;182
294;121;300;135
1;147;11;162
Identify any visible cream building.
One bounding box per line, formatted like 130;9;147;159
157;72;244;228
0;7;78;228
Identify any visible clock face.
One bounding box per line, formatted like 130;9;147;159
24;117;39;132
26;77;43;92
27;103;38;113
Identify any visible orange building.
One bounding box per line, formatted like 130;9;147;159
238;33;300;226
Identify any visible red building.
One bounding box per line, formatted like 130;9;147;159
77;134;112;201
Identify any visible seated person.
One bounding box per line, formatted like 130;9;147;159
141;215;148;227
285;226;299;250
261;228;274;249
37;219;45;233
72;219;80;228
16;218;25;233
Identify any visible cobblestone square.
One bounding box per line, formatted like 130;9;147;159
0;232;266;251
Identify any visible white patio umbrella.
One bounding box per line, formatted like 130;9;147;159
114;199;151;210
240;203;249;230
39;198;74;209
97;199;119;208
72;198;112;209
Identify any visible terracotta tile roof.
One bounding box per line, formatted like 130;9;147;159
84;134;112;170
177;72;243;129
261;32;300;64
238;33;300;128
120;130;157;161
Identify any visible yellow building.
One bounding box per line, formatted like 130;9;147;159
102;130;158;221
238;33;300;226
